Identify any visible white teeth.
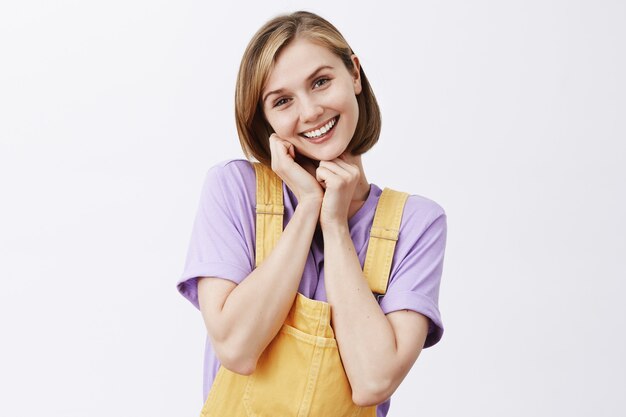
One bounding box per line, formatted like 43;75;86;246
303;117;337;138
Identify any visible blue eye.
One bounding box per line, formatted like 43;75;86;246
314;78;330;88
273;98;289;108
271;78;330;108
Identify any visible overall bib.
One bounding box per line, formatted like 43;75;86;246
200;162;409;417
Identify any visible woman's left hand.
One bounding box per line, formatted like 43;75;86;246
316;152;361;228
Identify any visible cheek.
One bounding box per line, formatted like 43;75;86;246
267;111;297;135
329;87;359;116
347;95;359;118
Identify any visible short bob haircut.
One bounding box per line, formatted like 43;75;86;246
235;10;382;166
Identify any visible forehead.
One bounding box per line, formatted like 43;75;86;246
264;38;341;90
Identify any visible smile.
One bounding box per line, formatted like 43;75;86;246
300;116;339;140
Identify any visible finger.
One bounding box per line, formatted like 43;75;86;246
315;167;328;189
328;157;357;173
269;135;293;171
268;133;280;151
318;160;351;179
318;160;343;173
269;134;282;156
269;134;289;151
272;138;292;158
316;166;343;188
315;165;334;184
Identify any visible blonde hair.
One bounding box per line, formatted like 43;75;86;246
235;10;382;166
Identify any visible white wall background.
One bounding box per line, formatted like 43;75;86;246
1;1;624;416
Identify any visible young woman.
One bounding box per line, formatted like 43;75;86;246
177;10;447;417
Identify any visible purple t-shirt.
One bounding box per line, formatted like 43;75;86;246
177;159;447;416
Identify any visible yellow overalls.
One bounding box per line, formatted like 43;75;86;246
200;162;409;417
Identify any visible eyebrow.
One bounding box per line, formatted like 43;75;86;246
262;65;334;104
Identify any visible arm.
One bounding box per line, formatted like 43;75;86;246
197;199;320;375
323;223;430;407
315;156;446;406
197;135;325;375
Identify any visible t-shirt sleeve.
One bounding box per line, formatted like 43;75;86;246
378;200;447;348
176;161;256;309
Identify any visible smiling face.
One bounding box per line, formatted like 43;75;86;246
261;37;362;162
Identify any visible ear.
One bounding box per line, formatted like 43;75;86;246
350;54;362;95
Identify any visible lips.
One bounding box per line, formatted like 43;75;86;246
299;116;339;140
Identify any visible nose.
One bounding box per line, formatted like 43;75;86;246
298;95;323;124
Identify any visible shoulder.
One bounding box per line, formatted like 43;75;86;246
203;158;255;185
405;193;446;221
398;192;447;239
201;158;256;195
392;194;447;243
369;185;446;247
198;158;257;213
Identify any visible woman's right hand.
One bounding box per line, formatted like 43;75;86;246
269;133;324;205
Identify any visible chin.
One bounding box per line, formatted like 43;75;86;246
302;144;349;162
318;153;343;162
302;151;340;162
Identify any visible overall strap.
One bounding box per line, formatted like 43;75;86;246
363;188;409;295
253;162;284;268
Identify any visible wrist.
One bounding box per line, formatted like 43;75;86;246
295;199;322;216
321;220;350;236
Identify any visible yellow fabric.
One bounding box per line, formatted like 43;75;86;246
200;162;408;417
253;163;284;268
363;188;409;295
